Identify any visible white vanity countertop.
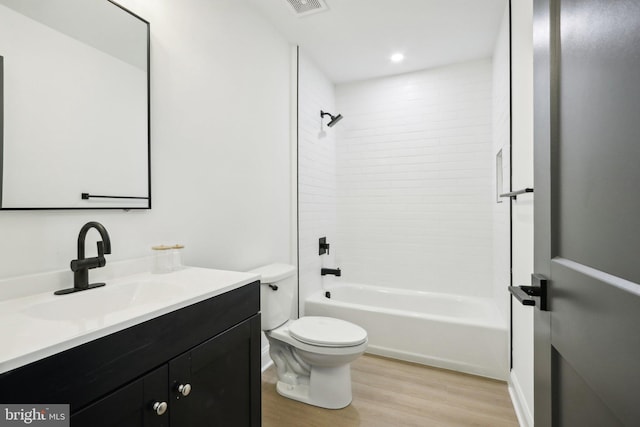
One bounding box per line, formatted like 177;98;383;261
0;267;260;375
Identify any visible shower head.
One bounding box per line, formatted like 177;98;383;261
328;114;343;127
320;110;344;128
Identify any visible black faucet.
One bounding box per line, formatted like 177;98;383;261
321;268;341;277
55;222;112;295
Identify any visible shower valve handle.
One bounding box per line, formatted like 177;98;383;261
319;237;330;255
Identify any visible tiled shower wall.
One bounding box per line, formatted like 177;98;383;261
297;53;338;312
492;5;512;323
334;60;495;296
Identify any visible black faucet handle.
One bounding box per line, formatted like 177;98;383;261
97;234;112;255
97;241;105;257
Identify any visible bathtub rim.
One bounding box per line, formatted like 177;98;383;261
307;282;508;330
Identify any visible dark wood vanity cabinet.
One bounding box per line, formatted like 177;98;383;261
71;365;170;427
0;282;261;427
169;318;259;426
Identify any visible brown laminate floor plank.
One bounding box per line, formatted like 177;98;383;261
262;354;519;427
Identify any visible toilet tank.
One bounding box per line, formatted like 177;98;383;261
249;263;297;331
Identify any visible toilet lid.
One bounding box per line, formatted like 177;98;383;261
289;316;367;347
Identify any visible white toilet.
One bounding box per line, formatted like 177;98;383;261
251;263;367;409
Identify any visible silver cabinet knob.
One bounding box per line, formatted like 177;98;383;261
152;401;167;416
177;383;192;396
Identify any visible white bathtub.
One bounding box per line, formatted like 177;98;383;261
305;283;508;380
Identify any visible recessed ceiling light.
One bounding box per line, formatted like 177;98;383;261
390;53;404;63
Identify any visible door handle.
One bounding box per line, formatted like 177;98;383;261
508;285;540;306
509;273;548;311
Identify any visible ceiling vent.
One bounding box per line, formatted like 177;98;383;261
285;0;329;17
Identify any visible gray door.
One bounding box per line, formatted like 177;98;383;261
533;0;640;425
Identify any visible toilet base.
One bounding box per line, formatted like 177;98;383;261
275;364;353;409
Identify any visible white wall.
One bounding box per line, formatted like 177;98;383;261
333;61;495;296
0;0;293;283
297;52;338;312
509;0;535;426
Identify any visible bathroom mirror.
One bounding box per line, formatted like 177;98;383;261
0;0;150;209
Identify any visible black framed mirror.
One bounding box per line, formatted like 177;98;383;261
0;0;150;210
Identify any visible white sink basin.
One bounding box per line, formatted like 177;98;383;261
23;280;185;321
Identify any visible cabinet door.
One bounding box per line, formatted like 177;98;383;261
169;315;261;427
71;365;169;427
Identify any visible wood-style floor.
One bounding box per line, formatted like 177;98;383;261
262;354;519;427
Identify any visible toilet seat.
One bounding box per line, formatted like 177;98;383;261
289;316;367;347
267;320;368;357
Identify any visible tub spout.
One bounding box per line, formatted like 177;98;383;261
321;268;341;277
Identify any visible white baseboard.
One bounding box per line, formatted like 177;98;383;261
508;371;533;427
365;345;508;381
261;343;273;372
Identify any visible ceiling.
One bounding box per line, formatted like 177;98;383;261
246;0;507;84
